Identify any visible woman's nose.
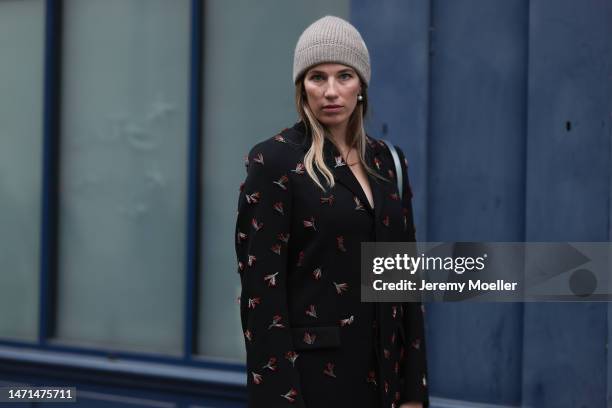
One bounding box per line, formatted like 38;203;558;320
323;78;338;98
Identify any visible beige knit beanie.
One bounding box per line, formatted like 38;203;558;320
293;15;371;86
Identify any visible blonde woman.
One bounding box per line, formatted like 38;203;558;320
235;15;428;408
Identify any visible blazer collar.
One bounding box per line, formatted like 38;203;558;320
290;121;388;225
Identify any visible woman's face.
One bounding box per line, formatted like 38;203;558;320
303;63;362;131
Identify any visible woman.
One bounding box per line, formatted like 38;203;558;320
235;15;428;408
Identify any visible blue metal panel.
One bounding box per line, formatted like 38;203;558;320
525;0;610;243
424;0;528;404
522;0;611;406
522;303;606;407
427;0;528;243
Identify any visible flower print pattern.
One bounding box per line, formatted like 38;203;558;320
339;315;354;327
270;243;282;255
366;371;377;386
235;129;428;408
291;162;305;174
236;230;247;244
244;329;253;342
285;351;299;366
303;216;317;231
253;153;264;165
252;371;263;385
333;282;348;294
268;314;285;329
263;356;278;372
323;362;337;378
264;272;278;287
382;215;390;227
374;157;382;170
354;196;365;211
336;236;347;252
334;155;346;167
235;140;308;406
273;175;289;190
280;388;298;403
296;251;305;267
273;201;284;215
320;194;335;206
251;218;263;231
248;297;261;309
245;191;260;204
305;304;318;318
303;331;316;345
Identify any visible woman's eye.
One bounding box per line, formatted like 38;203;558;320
340;73;352;80
310;74;323;81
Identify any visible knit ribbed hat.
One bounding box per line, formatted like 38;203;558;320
293;15;371;86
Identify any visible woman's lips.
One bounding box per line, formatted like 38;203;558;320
322;106;343;112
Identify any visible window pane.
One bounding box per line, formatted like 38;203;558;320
56;0;190;354
198;1;350;360
0;0;45;342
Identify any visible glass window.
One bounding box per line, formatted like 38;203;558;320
0;0;45;342
55;0;191;354
198;1;350;360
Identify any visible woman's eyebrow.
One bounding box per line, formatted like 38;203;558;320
308;69;355;75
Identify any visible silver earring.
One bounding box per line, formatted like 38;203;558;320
357;94;363;101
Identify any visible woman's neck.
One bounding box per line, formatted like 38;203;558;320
327;122;350;150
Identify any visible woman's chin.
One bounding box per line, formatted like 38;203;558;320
316;116;348;129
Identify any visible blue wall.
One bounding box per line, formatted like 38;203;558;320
353;0;612;406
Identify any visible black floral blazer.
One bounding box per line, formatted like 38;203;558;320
235;121;428;408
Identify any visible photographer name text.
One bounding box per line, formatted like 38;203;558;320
372;279;518;292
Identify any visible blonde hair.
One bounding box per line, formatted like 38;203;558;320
295;77;386;192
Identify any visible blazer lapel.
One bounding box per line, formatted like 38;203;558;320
293;121;391;236
365;141;392;241
322;137;376;216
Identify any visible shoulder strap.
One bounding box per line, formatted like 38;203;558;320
380;139;403;197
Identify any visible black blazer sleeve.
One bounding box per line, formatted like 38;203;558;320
235;142;306;407
395;146;430;407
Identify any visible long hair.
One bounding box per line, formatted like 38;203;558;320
295;77;387;192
